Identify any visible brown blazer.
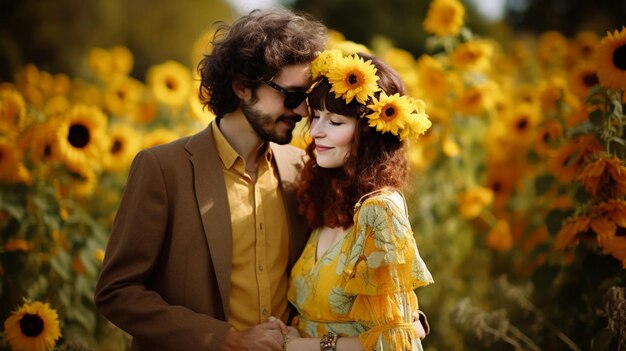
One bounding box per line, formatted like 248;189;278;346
94;123;309;351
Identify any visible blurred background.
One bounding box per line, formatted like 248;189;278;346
1;0;626;350
1;0;625;81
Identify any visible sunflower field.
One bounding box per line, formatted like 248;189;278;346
1;0;626;350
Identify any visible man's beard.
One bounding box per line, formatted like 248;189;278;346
241;100;300;145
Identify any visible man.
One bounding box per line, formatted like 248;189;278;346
95;8;426;351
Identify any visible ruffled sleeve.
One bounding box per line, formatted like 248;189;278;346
340;193;433;350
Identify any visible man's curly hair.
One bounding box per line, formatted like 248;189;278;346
198;9;327;118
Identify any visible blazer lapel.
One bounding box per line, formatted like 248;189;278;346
185;123;232;318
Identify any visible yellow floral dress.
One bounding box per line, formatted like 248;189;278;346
288;190;433;350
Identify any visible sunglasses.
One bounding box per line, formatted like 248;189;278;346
264;81;308;109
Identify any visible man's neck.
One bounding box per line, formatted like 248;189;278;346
218;110;266;169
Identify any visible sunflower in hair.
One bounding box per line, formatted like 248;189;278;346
3;301;61;351
311;49;342;80
365;92;413;136
327;55;380;104
400;99;432;141
594;26;626;90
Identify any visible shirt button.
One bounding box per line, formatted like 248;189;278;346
262;308;268;316
258;265;264;271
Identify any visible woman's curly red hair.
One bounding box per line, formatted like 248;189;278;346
296;53;409;229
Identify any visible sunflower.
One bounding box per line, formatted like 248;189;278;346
569;61;599;97
3;301;61;351
70;168;98;198
365;92;412;136
399;100;432;141
597;235;626;268
539;76;569;112
110;46;134;76
0;138;31;183
189;83;216;125
594;27;626;90
43;95;70;118
326;54;380;104
486;162;521;211
553;215;592;249
310;49;343;80
103;124;141;172
450;39;494;72
454;81;497;116
571;31;600;62
549;137;603;183
56;104;108;172
146;60;192;107
537;31;568;66
142;128;179;149
0;89;27;133
87;47;113;80
18;121;61;165
592;199;626;241
416;55;448;103
534;120;563;156
104;76;143;117
486;219;513;252
458;187;494;220
423;0;465;37
329;40;372;56
579;156;626;196
506;102;540;144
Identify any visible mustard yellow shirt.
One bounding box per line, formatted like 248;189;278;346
212;122;290;331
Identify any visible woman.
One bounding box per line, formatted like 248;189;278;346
283;50;434;351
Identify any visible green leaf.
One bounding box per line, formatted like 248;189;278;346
574;185;589;203
531;264;560;291
585;85;606;102
591;328;615;351
534;174;554;195
546;209;573;236
589;109;604;126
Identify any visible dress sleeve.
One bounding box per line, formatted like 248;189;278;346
340;195;433;350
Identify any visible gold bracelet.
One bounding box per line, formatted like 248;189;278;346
320;332;339;351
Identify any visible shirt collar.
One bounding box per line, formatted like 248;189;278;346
211;122;273;170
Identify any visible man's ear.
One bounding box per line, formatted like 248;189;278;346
232;78;249;100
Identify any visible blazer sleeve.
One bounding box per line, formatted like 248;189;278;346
94;149;230;351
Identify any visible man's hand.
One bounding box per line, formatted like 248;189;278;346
219;318;287;351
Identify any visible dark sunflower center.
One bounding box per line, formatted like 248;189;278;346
43;144;52;158
614;45;626;70
516;118;528;131
491;181;502;193
68;124;91;149
116;90;126;100
583;73;599;87
384;107;395;117
348;74;358;85
111;139;123;154
165;78;178;91
19;313;44;337
617;225;626;237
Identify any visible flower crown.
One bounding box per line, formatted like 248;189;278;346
310;49;431;141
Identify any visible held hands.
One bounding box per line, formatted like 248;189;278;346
219;316;290;351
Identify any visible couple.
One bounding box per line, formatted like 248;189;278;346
94;8;433;351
